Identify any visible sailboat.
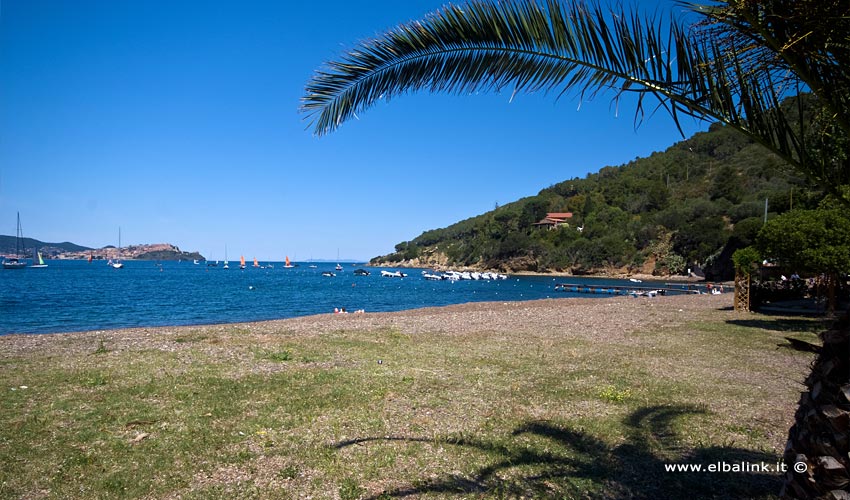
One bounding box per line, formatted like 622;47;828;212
2;212;28;269
335;249;343;271
284;256;294;268
223;246;229;269
239;255;246;270
253;257;259;268
111;227;124;269
30;248;48;268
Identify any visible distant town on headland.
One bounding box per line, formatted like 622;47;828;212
0;235;203;261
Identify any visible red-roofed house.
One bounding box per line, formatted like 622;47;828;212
532;212;573;229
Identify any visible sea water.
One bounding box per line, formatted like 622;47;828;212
0;260;660;335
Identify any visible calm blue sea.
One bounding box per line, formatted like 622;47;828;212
0;260;675;335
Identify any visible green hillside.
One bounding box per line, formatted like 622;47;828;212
0;236;91;256
372;120;823;280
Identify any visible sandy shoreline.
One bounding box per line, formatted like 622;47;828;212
0;293;733;355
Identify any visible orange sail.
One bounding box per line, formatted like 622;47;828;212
285;256;291;266
253;257;259;267
240;255;246;267
88;252;93;264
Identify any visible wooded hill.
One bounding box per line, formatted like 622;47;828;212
372;119;824;281
0;236;91;257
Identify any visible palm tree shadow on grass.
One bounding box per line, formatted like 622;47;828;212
332;405;782;499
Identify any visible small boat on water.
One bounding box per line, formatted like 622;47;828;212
322;271;336;277
353;268;370;276
111;227;124;269
253;257;260;268
30;249;48;268
381;270;407;278
2;212;27;269
2;257;27;269
240;255;246;270
2;256;26;269
284;256;294;268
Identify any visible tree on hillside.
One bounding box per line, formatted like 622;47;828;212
302;0;849;496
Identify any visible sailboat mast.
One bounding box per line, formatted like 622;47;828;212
16;212;22;256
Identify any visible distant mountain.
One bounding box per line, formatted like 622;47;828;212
0;236;91;256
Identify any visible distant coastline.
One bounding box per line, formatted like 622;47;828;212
49;243;202;261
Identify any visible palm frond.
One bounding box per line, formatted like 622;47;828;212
302;0;697;136
302;0;850;204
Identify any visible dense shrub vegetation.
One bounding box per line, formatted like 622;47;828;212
373;117;825;280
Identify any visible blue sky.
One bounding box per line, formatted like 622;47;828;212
0;0;706;261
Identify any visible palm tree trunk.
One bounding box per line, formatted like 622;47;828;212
781;311;850;498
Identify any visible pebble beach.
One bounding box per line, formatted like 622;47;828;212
1;293;734;354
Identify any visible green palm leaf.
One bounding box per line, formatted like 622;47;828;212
303;1;697;133
302;0;850;204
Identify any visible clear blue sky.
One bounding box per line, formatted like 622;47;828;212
0;0;706;262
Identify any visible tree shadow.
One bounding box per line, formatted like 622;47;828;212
333;405;782;499
726;317;826;334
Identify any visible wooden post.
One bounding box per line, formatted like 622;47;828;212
734;270;750;312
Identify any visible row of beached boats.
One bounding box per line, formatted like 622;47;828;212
331;268;510;280
421;270;509;281
380;269;509;280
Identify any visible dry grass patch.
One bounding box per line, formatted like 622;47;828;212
0;294;822;498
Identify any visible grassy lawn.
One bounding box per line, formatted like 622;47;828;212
0;299;824;499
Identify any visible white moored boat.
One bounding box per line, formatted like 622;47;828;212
2;212;28;270
111;227;124;269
